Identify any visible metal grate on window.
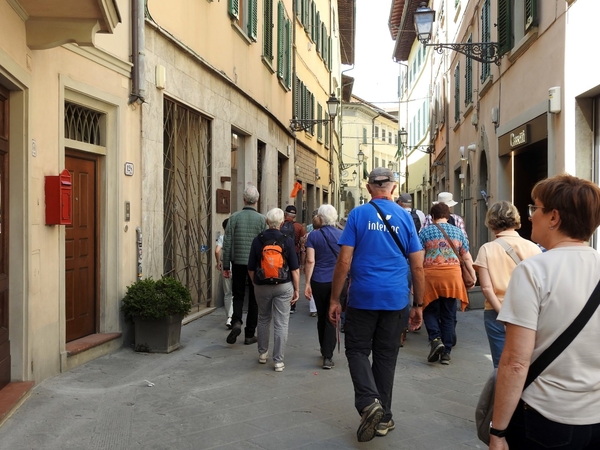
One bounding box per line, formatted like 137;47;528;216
64;102;103;145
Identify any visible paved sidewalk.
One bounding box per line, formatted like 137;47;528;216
0;298;492;450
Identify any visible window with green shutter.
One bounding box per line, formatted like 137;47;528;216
293;76;300;119
454;63;460;122
285;18;292;88
325;114;329;147
316;12;321;54
481;0;491;82
230;0;257;42
465;35;473;106
277;1;284;78
497;0;513;56
525;0;538;31
263;0;274;62
317;103;323;141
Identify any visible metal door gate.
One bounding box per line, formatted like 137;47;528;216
163;98;212;309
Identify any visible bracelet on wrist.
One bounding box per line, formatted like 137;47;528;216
413;303;424;307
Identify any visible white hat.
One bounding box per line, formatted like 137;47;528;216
432;192;458;207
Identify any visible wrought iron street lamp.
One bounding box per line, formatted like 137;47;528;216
413;3;503;66
340;149;365;171
290;93;340;132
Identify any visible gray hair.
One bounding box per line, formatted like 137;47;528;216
243;185;260;204
485;200;521;232
318;204;338;226
266;208;284;229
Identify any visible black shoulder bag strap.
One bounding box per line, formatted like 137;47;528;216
319;228;339;258
369;201;407;259
524;278;600;389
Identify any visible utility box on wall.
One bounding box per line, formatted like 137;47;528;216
45;169;72;225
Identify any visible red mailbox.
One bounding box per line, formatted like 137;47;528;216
45;169;72;225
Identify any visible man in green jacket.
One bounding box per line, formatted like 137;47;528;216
223;185;267;345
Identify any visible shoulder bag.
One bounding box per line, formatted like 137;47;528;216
369;201;407;259
434;223;475;288
476;278;600;444
495;238;521;265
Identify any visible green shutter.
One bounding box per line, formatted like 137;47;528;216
285;18;292;88
328;36;332;70
229;0;239;20
465;36;472;106
481;0;491;82
316;12;321;53
310;92;315;135
311;1;316;41
295;0;301;17
454;64;460;122
525;0;538;31
317;103;323;140
293;76;299;119
263;0;273;61
325;113;329;146
497;0;512;56
249;0;258;41
277;1;284;78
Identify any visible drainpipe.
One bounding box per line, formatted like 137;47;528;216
129;0;146;104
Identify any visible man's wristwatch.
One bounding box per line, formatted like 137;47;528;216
489;422;507;438
413;303;423;307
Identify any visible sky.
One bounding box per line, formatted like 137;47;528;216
344;0;400;110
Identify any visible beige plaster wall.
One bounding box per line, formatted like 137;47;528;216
145;0;293;125
1;6;139;382
142;27;294;300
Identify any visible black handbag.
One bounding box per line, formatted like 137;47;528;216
476;278;600;444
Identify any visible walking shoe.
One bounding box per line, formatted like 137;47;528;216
225;317;232;329
274;362;285;372
258;352;269;364
244;336;257;345
427;337;444;362
289;308;296;314
310;312;317;317
375;419;395;437
440;353;451;365
357;399;384;442
226;323;241;344
322;358;334;369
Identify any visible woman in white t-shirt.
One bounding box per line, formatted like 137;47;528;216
473;201;541;368
490;174;600;450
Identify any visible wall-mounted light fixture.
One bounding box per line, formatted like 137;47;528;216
414;3;503;66
340;149;365;170
290;93;339;132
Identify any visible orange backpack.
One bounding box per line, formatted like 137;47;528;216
255;234;289;284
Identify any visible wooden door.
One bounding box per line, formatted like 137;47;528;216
0;86;10;390
65;154;97;342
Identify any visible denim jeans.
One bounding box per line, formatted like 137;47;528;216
254;283;293;363
231;263;258;338
344;307;402;422
423;297;457;354
484;309;505;368
507;400;600;449
310;280;337;359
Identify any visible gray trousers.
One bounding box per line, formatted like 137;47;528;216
254;283;293;363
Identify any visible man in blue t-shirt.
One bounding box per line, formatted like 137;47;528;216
329;167;425;443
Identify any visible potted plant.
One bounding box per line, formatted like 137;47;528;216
121;276;192;353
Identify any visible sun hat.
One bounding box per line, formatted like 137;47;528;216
432;192;458;207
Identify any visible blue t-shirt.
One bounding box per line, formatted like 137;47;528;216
305;226;344;283
339;199;423;310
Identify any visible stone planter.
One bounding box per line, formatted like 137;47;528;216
132;313;184;353
467;286;485;310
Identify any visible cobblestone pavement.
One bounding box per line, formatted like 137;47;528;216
0;293;492;450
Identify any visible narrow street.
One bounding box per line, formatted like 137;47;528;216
0;286;491;450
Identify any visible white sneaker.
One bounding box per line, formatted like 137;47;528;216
274;362;285;372
258;352;269;364
225;317;232;329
